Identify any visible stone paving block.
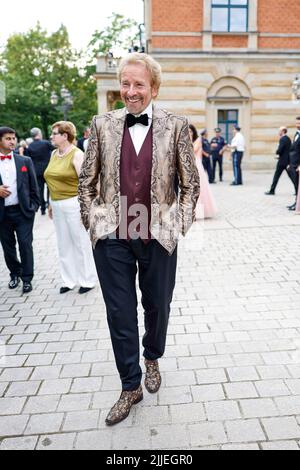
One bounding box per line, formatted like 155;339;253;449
173;356;204;372
135;405;170;426
257;365;291;380
25;354;55;367
37;433;76;450
189;344;216;356
45;342;73;354
239;398;279;418
164;345;190;358
5;381;41;398
18;344;47;355
150;424;189;450
0;415;29;437
60;364;91;379
92;391;121;410
215;343;244;355
2;355;28;369
191;384;225;402
196;368;228;385
30;366;61;381
0;436;38;450
222;444;260;450
75;430;112;450
59;331;85;341
224;382;259;399
255;380;291;398
53;352;82;365
205;355;235;368
225;419;266;443
169;403;206;424
274;396;300;416
0;367;33;382
57;393;92;412
24;413;64;435
63;410;100;432
38;379;72;396
0;397;26;415
261;440;300;450
158;386;193;406
81;350;108;363
262;417;300;441
285;379;300;395
205;401;241;421
26;325;50;334
35;332;62;343
227;367;260;382
23;395;61;414
189;422;227;447
90;362;118;377
165;370;196;387
0;382;8;397
71;377;102;394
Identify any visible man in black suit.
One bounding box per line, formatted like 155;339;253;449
287;117;300;211
26;128;53;215
265;127;294;195
77;127;90;153
0;127;40;294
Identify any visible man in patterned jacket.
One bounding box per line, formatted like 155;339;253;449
78;53;200;426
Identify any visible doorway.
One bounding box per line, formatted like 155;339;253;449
218;109;239;144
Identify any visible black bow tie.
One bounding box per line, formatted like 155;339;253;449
126;113;149;128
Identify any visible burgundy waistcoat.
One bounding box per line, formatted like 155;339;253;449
117;125;153;243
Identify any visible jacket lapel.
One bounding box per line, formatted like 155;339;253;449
111;108;127;191
152;106;172;191
14;154;23;192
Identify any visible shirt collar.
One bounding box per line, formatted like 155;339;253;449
126;101;153;119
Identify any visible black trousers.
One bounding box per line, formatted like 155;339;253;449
93;238;178;391
270;162;296;193
290;166;300;195
212;155;223;182
202;156;213;183
232;151;244;185
37;175;49;213
0;206;35;282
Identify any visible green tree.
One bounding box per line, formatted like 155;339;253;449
88;12;139;59
0;24;97;139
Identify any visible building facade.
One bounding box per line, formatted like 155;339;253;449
95;0;300;168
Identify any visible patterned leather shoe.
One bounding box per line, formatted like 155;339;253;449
105;386;143;426
144;359;162;394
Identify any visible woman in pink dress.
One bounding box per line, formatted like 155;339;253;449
189;125;217;219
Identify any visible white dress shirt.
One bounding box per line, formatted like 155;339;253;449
0;154;19;206
231;132;245;152
126;102;153;156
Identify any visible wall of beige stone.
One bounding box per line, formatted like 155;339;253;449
153;54;300;169
95;53;300;169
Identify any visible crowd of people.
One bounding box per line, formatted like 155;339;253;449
265;118;300;212
1;115;299;296
0;123;96;295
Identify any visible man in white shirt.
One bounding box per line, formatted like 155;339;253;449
79;53;200;426
230;125;245;186
0;127;40;294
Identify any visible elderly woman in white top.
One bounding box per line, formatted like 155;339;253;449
230;126;245;186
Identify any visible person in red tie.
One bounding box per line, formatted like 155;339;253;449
0;127;40;294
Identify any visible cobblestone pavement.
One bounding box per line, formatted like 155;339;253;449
1;170;300;450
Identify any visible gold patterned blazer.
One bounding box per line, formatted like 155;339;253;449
78;106;200;254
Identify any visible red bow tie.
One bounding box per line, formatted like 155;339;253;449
0;154;12;161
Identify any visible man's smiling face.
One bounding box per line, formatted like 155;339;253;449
120;63;158;115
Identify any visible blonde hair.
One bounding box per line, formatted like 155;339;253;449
52;121;77;144
118;53;162;92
